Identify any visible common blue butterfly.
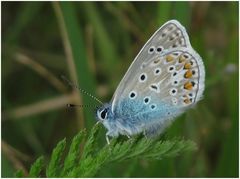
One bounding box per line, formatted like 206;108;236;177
96;20;205;144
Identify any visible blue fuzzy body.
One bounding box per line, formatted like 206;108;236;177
97;98;184;138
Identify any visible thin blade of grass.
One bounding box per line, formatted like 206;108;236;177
83;2;119;81
55;2;97;129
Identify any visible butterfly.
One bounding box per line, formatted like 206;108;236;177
96;20;205;144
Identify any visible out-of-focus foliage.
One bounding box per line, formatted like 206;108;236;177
1;1;238;177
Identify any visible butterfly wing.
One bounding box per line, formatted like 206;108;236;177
112;47;205;136
111;20;192;111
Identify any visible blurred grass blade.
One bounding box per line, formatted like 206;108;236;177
83;2;119;80
54;2;97;129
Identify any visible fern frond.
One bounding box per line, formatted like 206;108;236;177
29;156;44;177
15;169;24;178
19;124;197;177
46;138;66;177
60;130;86;177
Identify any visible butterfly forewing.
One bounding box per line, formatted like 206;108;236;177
111;20;192;112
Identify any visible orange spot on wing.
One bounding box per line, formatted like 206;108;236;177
166;55;174;62
184;98;191;104
184;70;193;78
184;62;192;69
184;81;193;90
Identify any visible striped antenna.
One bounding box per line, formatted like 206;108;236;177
66;104;100;108
61;75;104;105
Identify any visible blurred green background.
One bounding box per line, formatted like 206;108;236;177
1;1;239;177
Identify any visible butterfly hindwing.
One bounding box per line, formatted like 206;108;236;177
112;47;205;136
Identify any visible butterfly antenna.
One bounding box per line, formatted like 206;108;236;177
61;75;104;105
66;104;100;108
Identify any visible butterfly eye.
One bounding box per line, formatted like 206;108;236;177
148;46;155;54
98;108;108;120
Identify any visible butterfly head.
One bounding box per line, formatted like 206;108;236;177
96;103;113;122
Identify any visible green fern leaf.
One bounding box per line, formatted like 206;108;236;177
19;123;197;178
15;169;24;178
29;156;44;177
46;138;66;177
60;130;86;177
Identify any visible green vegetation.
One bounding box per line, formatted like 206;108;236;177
2;1;238;177
16;124;197;177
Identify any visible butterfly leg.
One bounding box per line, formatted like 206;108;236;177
126;134;135;144
96;120;101;125
106;131;115;145
106;134;110;145
143;130;147;138
106;130;119;144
